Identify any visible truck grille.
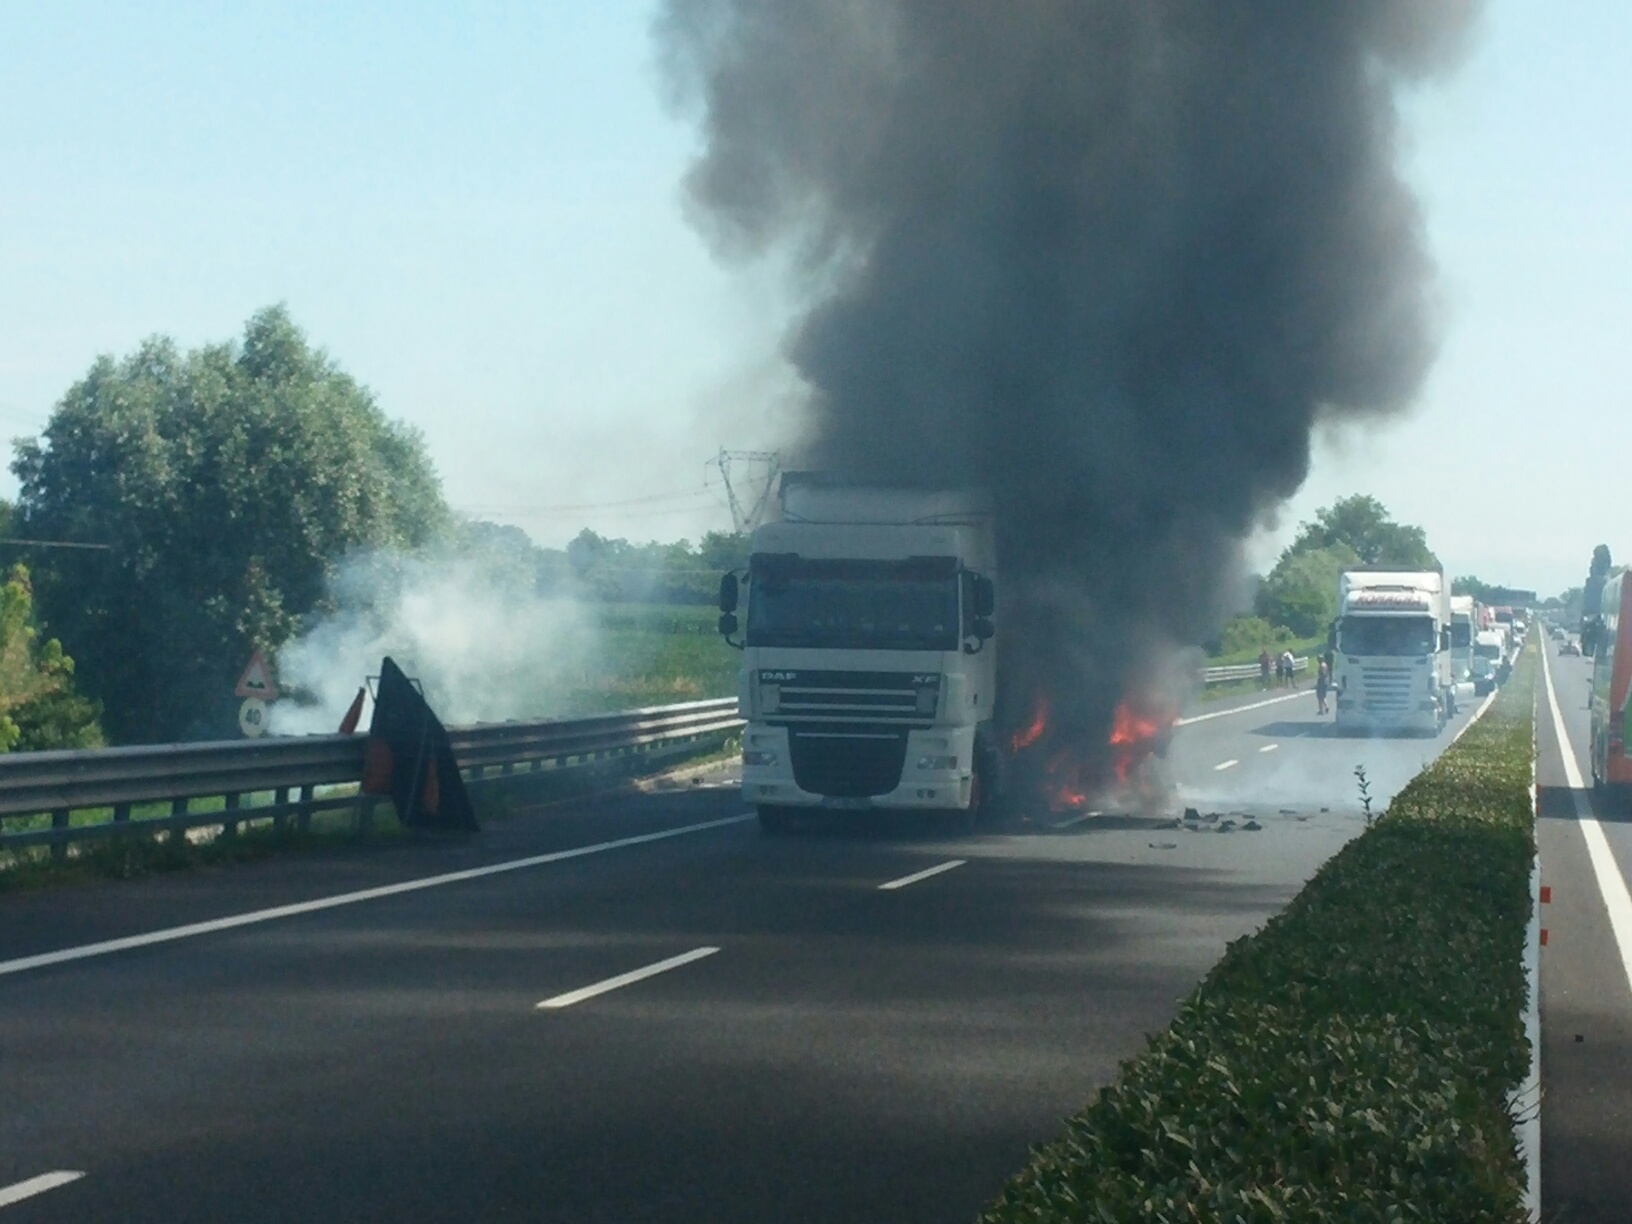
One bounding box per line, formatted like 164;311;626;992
761;670;935;726
789;729;909;798
1359;666;1415;714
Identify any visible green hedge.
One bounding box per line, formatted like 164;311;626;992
982;648;1536;1222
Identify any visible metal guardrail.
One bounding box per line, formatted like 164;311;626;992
0;698;742;858
0;656;1305;860
1201;656;1310;686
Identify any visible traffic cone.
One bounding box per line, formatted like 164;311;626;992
338;686;366;735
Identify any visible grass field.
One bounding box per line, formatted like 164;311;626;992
558;603;741;712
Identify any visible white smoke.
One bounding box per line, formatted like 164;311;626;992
268;548;605;735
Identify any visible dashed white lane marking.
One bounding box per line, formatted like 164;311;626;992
1540;647;1632;995
0;1171;84;1208
879;859;967;891
1259;744;1279;754
537;947;720;1010
1213;759;1239;772
0;814;757;981
1174;690;1310;727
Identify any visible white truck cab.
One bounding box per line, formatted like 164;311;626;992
1333;569;1454;735
719;476;1000;833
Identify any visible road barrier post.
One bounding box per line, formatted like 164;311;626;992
50;809;69;861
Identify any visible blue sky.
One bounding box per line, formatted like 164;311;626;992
1;2;1625;596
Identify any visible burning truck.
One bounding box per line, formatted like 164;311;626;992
718;473;1173;834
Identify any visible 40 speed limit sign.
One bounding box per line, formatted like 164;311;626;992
238;697;269;738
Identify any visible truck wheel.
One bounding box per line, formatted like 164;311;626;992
757;805;795;836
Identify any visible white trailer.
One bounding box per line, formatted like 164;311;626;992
1333;569;1455;735
718;475;1000;834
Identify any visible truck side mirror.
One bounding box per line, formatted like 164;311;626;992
718;612;740;639
718;573;739;613
973;576;996;618
962;617;994;655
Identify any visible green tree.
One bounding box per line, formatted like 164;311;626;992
1212;615;1295;659
12;306;448;742
1285;495;1438;569
1452;575;1493;600
0;564;103;751
1583;544;1613;617
1256;543;1362;639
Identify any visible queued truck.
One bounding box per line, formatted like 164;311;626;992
1471;628;1507;695
1449;594;1477;683
1590;569;1632;802
717;475;1002;834
1333;568;1456;735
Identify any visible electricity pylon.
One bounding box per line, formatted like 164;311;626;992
708;449;781;535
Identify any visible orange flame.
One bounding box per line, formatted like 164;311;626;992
1009;695;1050;753
1009;693;1175;810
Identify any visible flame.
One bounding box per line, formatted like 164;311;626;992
1044;748;1089;810
1007;691;1175;811
1009;695;1050;753
1108;700;1169;783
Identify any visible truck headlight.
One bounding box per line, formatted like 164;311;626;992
761;685;780;714
917;754;958;771
743;750;779;767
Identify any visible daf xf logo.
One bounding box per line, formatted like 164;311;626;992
760;671;797;682
912;674;938;685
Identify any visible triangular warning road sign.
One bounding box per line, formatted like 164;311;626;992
235;650;280;700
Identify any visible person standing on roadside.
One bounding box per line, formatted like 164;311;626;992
1316;657;1331;714
1259;648;1272;690
1281;648;1297;689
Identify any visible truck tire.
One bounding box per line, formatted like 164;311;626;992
757;805;796;836
940;761;988;839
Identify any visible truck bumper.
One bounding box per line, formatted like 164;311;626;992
740;723;979;811
1333;700;1441;735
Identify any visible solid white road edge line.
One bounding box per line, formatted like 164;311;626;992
1258;744;1279;754
1540;646;1632;995
1447;689;1499;748
879;859;967;891
1174;689;1310;727
1213;759;1239;772
537;946;720;1010
0;1171;84;1209
0;814;757;981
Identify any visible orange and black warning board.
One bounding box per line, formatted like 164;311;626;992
362;657;476;832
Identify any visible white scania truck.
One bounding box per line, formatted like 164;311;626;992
1333;569;1455;735
717;475;1001;834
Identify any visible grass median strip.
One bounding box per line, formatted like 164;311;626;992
982;646;1537;1222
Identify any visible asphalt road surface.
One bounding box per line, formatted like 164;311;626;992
0;682;1488;1223
1536;641;1632;1223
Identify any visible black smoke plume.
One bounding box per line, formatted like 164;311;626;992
658;1;1481;787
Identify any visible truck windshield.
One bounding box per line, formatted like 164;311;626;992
1451;622;1472;648
746;558;959;651
1473;641;1502;659
1340;615;1435;657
